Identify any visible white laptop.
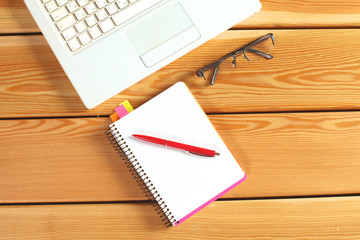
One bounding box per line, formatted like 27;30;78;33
24;0;261;109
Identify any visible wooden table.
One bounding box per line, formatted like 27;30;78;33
1;0;360;239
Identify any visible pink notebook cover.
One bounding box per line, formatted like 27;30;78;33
174;173;247;226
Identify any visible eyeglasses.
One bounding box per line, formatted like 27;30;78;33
196;33;275;85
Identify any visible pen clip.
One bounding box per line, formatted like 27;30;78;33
186;151;220;158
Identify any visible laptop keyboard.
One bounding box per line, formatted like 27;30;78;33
41;0;164;52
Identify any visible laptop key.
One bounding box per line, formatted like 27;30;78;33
62;26;77;40
57;15;76;31
78;32;92;45
99;18;115;33
51;7;68;21
74;8;87;20
88;26;102;39
56;0;68;6
75;21;87;33
66;1;79;12
106;3;118;15
67;38;81;51
76;0;89;7
85;3;97;14
96;9;108;21
45;1;58;12
95;0;108;9
85;15;98;27
116;0;129;9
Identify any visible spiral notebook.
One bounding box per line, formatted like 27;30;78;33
106;82;246;226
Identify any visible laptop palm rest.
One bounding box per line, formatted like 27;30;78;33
126;2;200;68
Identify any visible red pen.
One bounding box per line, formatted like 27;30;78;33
132;134;220;157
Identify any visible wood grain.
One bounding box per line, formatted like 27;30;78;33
237;0;360;29
1;29;360;117
1;1;360;238
1;112;360;203
2;0;360;34
0;0;38;34
1;197;360;239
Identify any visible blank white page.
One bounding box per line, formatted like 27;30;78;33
110;82;245;225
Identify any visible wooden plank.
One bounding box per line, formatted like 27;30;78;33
237;0;360;29
1;29;360;117
2;0;360;34
0;0;39;34
1;112;360;203
1;197;360;239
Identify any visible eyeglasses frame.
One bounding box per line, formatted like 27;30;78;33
196;33;275;85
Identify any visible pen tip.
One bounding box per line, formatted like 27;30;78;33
215;152;220;156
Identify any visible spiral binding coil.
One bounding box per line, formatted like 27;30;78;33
105;125;177;227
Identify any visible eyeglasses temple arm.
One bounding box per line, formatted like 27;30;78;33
210;64;220;85
246;48;273;59
196;59;226;80
239;33;275;51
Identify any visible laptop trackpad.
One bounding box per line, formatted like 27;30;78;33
126;2;200;67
